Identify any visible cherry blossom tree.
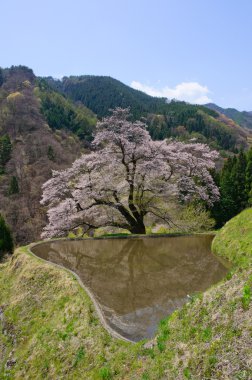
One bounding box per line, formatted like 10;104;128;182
41;108;219;237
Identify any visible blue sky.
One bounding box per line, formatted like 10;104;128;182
1;0;252;110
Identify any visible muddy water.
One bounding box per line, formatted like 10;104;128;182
31;235;228;341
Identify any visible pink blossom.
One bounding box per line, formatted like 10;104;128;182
41;108;219;237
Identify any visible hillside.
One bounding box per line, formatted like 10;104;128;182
43;75;167;118
0;210;251;379
0;66;96;244
205;102;252;130
0;66;251;244
45;75;250;152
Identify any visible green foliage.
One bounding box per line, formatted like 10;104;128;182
155;225;170;234
99;367;112;380
241;279;251;310
0;214;14;257
37;79;96;141
211;148;252;227
202;326;212;342
8;176;19;195
141;372;150;380
73;347;85;367
47;145;55;161
0;135;12;174
179;204;215;232
183;367;192;379
157;318;170;352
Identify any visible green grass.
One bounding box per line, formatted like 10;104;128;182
0;209;251;379
212;208;252;269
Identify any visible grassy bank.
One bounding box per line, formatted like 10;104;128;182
0;209;251;379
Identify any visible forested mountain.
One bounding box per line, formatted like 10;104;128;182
45;75;249;152
37;78;96;142
0;66;96;243
0;66;251;244
43;75;167;118
205;103;252;130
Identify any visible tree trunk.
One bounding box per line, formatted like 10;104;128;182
130;222;146;234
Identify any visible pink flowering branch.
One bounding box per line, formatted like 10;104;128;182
41;108;219;238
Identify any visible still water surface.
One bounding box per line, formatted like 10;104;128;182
31;235;228;341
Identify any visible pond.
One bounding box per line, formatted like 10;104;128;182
31;235;228;342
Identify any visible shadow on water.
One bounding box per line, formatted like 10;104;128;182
31;235;228;341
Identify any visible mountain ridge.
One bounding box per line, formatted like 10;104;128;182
44;74;250;152
205;102;252;130
42;75;168;118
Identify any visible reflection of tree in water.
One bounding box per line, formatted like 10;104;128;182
32;236;228;341
33;236;227;316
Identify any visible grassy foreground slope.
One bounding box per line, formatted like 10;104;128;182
0;210;251;380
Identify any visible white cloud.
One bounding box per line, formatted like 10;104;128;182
131;81;212;104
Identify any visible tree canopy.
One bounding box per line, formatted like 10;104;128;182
211;148;252;226
41;108;219;237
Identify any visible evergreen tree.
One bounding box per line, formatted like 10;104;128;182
229;151;247;215
212;150;251;227
245;148;252;205
212;157;236;226
0;135;12;174
8;176;19;195
0;214;14;258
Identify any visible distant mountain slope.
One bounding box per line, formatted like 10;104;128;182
205;103;252;130
43;75;167;118
146;106;249;152
0;66;96;243
37;78;96;142
45;75;249;152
